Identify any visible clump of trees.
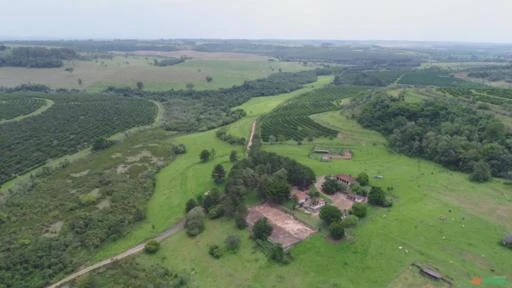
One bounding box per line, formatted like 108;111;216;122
229;150;238;162
212;164;226;184
0;46;79;68
322;177;345;194
185;207;205;237
320;205;342;225
153;57;186;66
171;144;187;155
368;186;393;207
357;95;512;181
92;138;115;151
216;128;246;145
252;217;273;241
350;203;368;218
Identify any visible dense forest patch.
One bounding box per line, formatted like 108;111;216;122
398;67;486;88
356;95;512;180
0;93;156;184
0;46;79;68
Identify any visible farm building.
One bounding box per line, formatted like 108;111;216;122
294;191;309;205
337;174;356;185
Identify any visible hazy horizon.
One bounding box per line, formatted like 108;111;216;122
1;0;512;44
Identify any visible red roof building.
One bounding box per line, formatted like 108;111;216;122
336;174;355;185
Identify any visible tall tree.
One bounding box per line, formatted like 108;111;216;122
212;164;226;184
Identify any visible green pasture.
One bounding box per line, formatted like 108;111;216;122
0;55;308;91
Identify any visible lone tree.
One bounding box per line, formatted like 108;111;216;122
225;235;241;251
205;76;213;83
368;186;386;206
136;81;144;90
185;207;206;237
253;217;273;241
212;164;226;184
229;150;238;163
200;149;211;162
319;205;342;225
470;160;492;182
329;222;345;240
77;78;83;87
356;172;369;186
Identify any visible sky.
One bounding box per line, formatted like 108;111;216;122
1;0;511;43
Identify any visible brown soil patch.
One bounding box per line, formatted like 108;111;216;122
247;203;315;248
329;193;355;212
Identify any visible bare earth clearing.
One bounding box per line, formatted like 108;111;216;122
247;203;315;248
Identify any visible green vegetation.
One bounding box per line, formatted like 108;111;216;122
398;67;485;87
153;56;187;66
334;69;403;86
252;217;273;241
143;240;160;254
261;86;368;142
0;46;79;68
0;129;172;288
356;95;512;179
328;221;345;240
185;207;206;237
0;93;156;184
0;95;45;120
319;205;342;225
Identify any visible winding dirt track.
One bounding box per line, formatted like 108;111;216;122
246;121;256;151
47;219;185;288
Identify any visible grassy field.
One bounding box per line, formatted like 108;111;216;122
117;110;512;288
93;128;244;261
0;54;308;92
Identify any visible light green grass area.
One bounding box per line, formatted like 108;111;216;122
228;75;334;138
94;128;244;260
0;55;308;92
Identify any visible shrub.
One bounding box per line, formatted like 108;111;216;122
212;164;226;184
185;198;198;213
470;160;492;183
200;149;211;162
253;217;273;241
269;244;293;264
171;144;187;155
92;138;115;151
185;207;205;237
235;215;248;229
144;240;160;254
208;205;225;219
329;222;345;240
356;172;369;186
341;215;359;228
208;245;223;259
225;235;241;251
319;205;342;225
368;186;386;206
350;203;368;218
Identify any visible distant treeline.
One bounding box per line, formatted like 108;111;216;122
105;70;318;132
195;43;422;67
356;95;512;179
0;46;79;68
2;40;184;52
153;57;187;66
466;65;512;83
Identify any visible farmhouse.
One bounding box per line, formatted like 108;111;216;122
337;174;356;185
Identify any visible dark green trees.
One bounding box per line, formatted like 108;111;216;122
319;205;342;225
200;149;211;162
212;164;226;184
253;217;273;241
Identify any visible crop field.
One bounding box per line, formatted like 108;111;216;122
0;54;308;92
0;95;46;121
228;75;334;139
0;93;156;184
260;85;368;141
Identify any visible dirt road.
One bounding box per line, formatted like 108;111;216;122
47;219;185;288
246;121;256;151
